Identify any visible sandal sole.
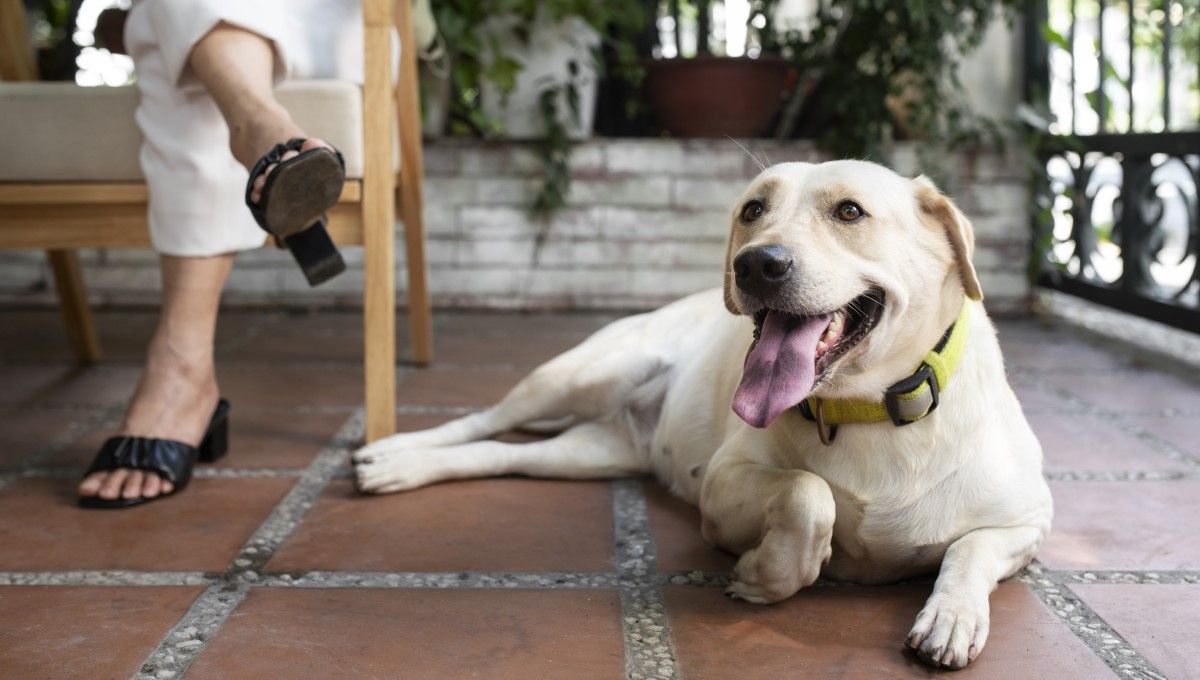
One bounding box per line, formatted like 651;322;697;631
260;148;345;239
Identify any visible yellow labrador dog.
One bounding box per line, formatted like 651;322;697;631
354;160;1053;669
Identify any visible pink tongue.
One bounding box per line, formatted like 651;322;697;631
733;311;832;428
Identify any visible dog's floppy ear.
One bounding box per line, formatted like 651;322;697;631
913;175;984;301
722;230;740;314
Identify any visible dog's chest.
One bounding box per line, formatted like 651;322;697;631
822;482;955;580
798;443;970;574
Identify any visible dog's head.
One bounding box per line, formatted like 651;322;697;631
722;160;983;428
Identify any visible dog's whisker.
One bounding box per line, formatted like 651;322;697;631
728;136;767;173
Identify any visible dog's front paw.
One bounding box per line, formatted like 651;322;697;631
351;438;390;465
906;592;990;669
725;539;828;604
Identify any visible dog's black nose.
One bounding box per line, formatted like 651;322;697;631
733;245;794;300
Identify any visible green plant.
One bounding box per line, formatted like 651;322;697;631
432;0;646;217
776;0;1016;174
530;62;579;219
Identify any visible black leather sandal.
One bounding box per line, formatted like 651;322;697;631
245;138;346;286
78;399;231;509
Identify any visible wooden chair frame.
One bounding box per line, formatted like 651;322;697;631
0;0;433;442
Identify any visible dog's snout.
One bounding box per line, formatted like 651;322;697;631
733;245;794;299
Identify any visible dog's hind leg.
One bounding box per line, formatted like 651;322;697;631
355;421;646;494
353;343;666;463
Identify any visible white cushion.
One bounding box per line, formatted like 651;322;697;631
0;80;364;181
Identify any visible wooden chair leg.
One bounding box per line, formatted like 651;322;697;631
394;0;434;366
399;184;433;365
362;0;397;443
47;249;102;363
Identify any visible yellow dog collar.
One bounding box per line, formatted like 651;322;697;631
797;299;971;444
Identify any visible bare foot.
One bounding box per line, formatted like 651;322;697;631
77;332;220;502
227;103;332;205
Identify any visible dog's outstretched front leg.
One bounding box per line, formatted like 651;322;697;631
907;525;1045;669
700;454;835;604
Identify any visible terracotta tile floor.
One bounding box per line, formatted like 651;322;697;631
0;306;1197;679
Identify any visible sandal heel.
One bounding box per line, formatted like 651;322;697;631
284;217;345;286
198;399;231;463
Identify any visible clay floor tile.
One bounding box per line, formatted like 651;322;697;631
1026;413;1189;472
0;364;141;408
1041;370;1200;416
643;481;736;572
436;311;620;338
188;587;624;679
0;408;91;469
395;367;526;407
215;364;362;408
1071;583;1200;680
0;477;293;571
0;586;203;679
268;478;615;573
664;581;1109;679
1040;480;1200;571
1118;414;1200;460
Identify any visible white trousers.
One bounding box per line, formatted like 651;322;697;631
125;0;365;257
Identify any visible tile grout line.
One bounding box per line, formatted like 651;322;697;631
132;584;249;680
612;478;679;680
4;567;1199;589
1020;565;1168;680
253;571;622;588
0;405;124;492
1043;470;1197;482
221;409;363;579
130;409;363;680
1011;372;1200;469
0;571;213;587
1049;569;1200;585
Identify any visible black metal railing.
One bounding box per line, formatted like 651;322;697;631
1027;0;1199;333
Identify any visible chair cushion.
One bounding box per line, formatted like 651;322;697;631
0;80;364;181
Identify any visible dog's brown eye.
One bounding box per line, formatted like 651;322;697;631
741;200;765;223
835;201;865;222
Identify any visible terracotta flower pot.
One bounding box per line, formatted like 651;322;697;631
645;56;792;138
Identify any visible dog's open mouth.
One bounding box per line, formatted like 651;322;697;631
732;287;885;428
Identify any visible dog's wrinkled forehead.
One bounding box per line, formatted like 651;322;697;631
740;160;913;214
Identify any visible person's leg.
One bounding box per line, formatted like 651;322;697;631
186;22;330;203
78;254;231;501
80;6;347;502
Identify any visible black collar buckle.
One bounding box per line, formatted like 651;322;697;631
883;363;940;426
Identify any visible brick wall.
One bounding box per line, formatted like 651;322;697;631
0;138;1031;313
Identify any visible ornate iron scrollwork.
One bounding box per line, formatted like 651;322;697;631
1036;134;1200;332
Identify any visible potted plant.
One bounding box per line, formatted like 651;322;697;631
644;0;794;138
432;0;645;215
